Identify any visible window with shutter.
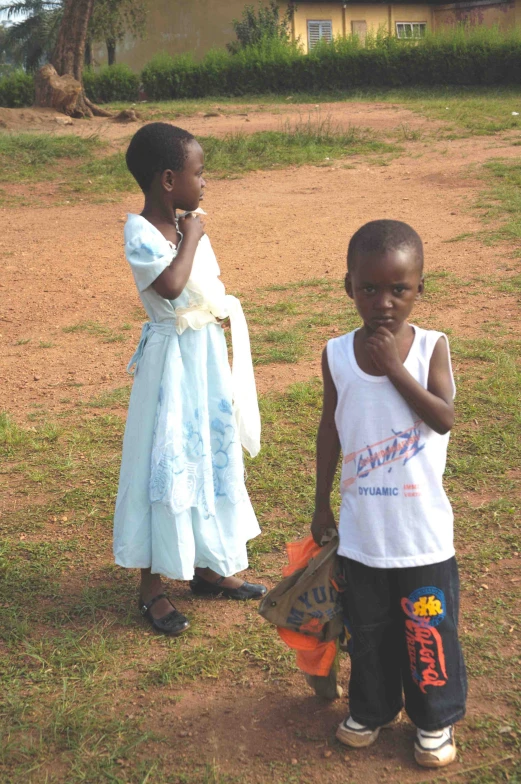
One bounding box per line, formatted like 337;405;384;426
307;20;333;51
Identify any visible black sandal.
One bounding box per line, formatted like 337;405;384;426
138;593;190;636
189;575;267;600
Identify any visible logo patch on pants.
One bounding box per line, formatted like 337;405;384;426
401;586;448;693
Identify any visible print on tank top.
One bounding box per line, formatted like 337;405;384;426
342;419;425;493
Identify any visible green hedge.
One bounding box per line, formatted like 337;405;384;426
0;71;35;108
83;64;139;103
1;27;521;108
0;64;139;109
142;28;521;99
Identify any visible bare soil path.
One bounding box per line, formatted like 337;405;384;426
0;101;441;139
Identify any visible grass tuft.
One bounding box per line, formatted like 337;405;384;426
0;133;102;183
477;159;521;244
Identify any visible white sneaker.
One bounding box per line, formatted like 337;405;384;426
336;715;381;747
414;726;457;768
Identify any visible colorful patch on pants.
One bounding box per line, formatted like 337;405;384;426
401;586;448;694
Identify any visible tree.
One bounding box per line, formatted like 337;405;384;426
3;0;146;116
88;0;147;66
0;22;20;71
1;0;147;70
1;0;62;72
33;0;111;117
227;1;296;54
51;0;93;82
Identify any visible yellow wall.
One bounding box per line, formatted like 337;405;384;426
294;3;435;49
293;2;344;46
294;1;521;51
92;0;248;70
390;4;434;30
433;1;515;32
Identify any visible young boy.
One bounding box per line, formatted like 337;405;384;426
311;220;467;769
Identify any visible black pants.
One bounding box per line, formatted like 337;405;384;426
340;556;467;731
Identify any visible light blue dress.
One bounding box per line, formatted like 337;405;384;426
113;214;261;580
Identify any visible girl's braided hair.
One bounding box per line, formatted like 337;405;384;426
126;122;196;193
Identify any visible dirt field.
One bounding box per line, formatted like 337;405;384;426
1;102;520;784
1;104;520;418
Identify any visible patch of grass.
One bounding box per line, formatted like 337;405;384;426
202;120;400;175
498;274;521;295
0;412;38;454
0;115;399;203
254;329;305;364
244;272;468;367
0;133;103;183
399;87;521;136
85;386;130;408
445;231;476;243
398;122;423;141
146;617;292;686
477;159;521;244
62;320;128;343
244;277;357;366
71;120;399;197
75;150;135;195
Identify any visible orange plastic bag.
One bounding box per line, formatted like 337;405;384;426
278;627;337;677
282;535;323;577
273;531;341;677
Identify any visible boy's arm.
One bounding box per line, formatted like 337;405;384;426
311;347;341;545
367;329;455;434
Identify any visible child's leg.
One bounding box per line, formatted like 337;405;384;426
139;568;189;636
341;557;404;729
397;556;467;731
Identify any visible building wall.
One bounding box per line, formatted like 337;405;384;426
432;0;515;31
294;0;521;51
93;0;521;69
294;4;435;50
390;4;434;32
92;0;248;70
293;2;344;47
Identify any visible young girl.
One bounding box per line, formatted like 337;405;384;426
114;123;266;636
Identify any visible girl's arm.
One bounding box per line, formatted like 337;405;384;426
311;347;341;545
367;329;455;434
152;215;205;300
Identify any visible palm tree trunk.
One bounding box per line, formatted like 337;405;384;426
34;0;112;118
52;0;94;82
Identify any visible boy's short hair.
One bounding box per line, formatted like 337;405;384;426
126;122;196;193
348;220;424;273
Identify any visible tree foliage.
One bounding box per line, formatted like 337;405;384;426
89;0;147;45
227;1;296;54
88;0;147;64
0;0;147;70
1;0;62;72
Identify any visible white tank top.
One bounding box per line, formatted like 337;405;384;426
327;326;456;569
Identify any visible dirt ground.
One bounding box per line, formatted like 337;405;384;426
1;103;520;783
0;101;441;139
1;104;520;419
